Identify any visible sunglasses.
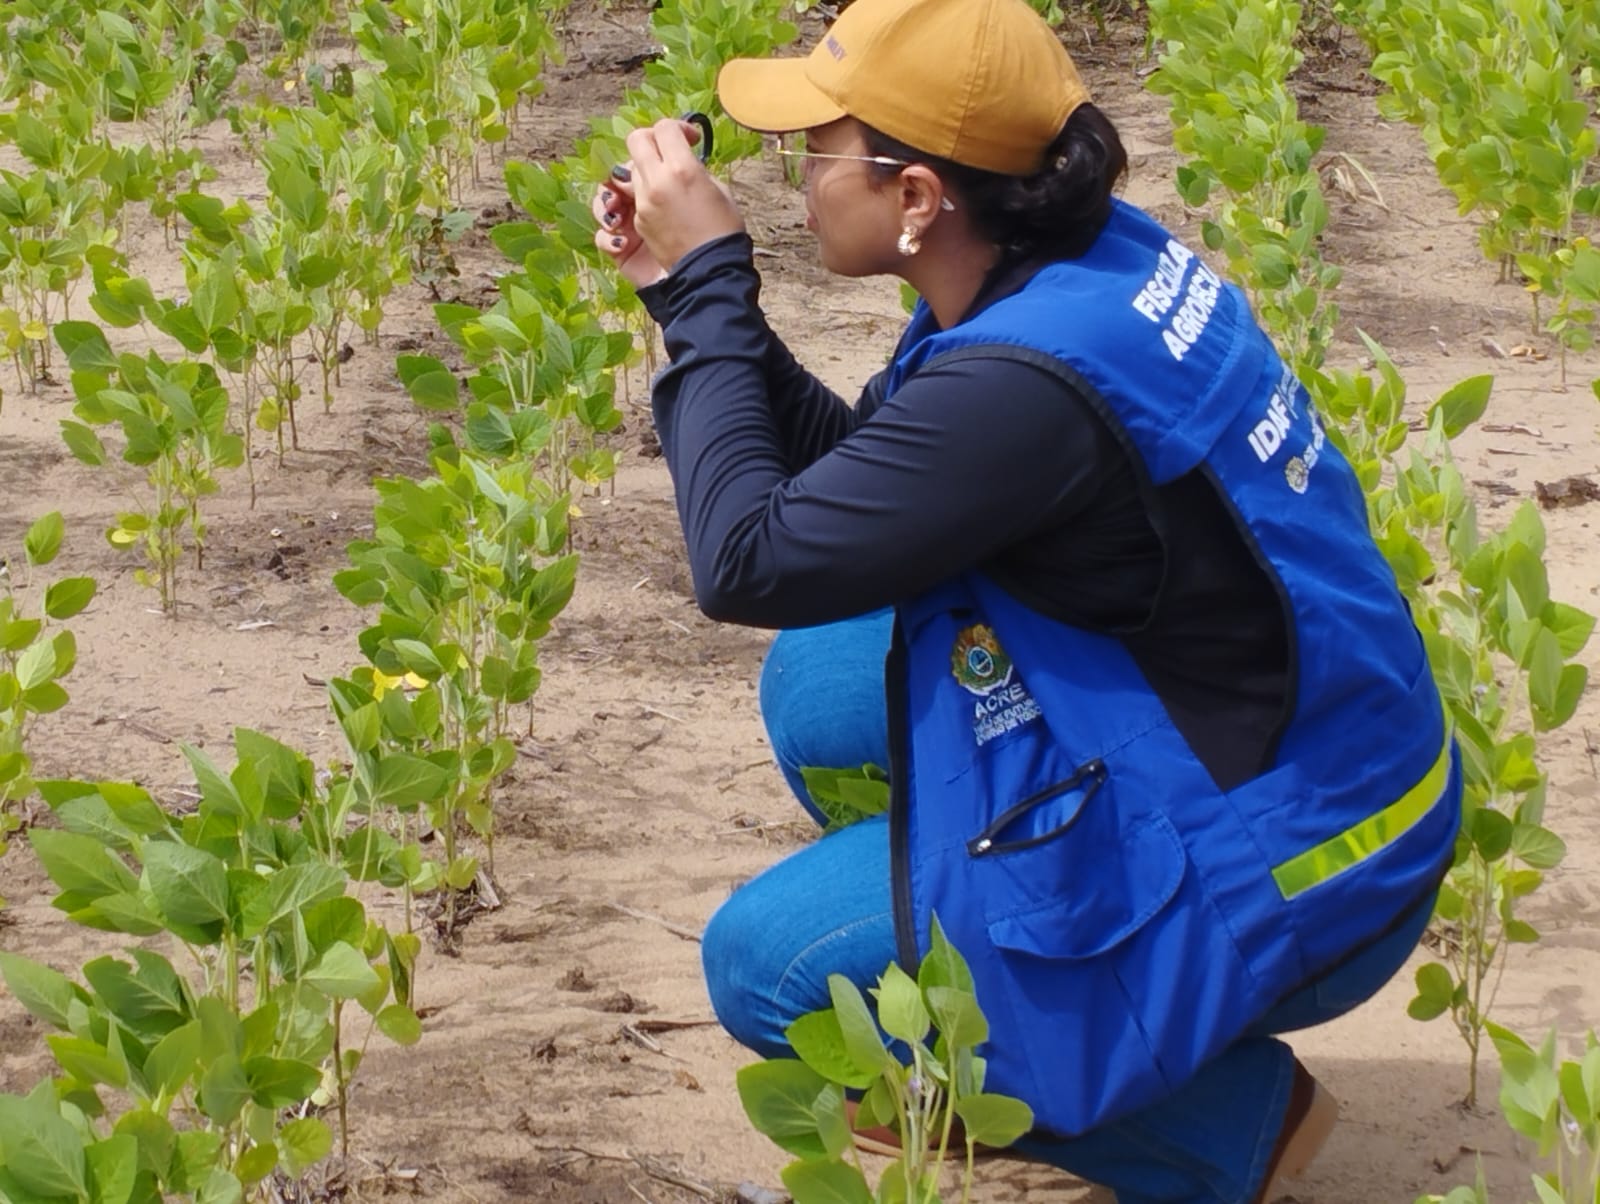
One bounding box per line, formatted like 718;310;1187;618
772;147;958;211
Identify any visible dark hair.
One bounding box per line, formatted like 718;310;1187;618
861;103;1128;262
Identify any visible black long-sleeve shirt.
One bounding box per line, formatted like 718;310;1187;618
640;234;1289;790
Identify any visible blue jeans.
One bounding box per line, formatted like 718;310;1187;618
703;612;1436;1204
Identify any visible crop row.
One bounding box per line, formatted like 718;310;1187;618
0;0;800;1197
1146;2;1598;1201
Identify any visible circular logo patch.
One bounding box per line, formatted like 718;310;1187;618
951;624;1013;696
1284;456;1309;494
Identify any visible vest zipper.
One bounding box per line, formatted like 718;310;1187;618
967;759;1108;857
886;619;920;972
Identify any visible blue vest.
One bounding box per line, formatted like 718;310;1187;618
884;201;1461;1136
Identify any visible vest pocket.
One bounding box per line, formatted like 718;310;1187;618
967;759;1107;857
984;811;1186;961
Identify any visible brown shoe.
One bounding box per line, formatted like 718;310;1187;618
1253;1060;1339;1203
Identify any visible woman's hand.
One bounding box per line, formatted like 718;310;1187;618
593;118;745;286
592;171;665;290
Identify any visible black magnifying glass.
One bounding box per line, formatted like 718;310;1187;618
681;111;714;165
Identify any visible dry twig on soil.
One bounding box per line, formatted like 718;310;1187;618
605;901;702;942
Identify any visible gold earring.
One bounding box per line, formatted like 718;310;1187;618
897;227;922;256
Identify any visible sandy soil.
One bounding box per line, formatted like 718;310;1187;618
2;7;1599;1203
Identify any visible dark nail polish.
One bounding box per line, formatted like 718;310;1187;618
610;236;624;249
601;189;613;203
603;211;619;227
610;165;632;182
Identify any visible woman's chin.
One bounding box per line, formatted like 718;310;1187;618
815;241;870;278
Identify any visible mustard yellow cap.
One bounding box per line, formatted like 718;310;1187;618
717;0;1090;177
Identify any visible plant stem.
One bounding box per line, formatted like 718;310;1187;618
333;999;350;1156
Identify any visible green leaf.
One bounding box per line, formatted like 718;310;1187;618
143;840;231;928
84;1132;138;1204
1580;1043;1600;1128
811;1082;853;1160
239;863;346;938
333;569;384;607
76;891;165;936
1471;808;1514;861
356;961;392;1016
445;855;479;891
1426;375;1493;438
925;985;987;1049
735;1059;830;1158
156;304;210;354
23;512;64;567
1541;602;1595;659
54;322;117;372
1504;919;1540;943
304;896;366;955
235;1141;277;1186
277;1117;332;1177
786;1009;878;1090
144;1021;202;1100
168;1127;223;1192
1407;994;1450;1021
0;953;80;1028
183;743;247;819
828;974;893;1075
304;941;380;999
1512;823;1566;870
113;1108;176;1180
801;764;890;828
876;1169;910;1204
51;630;76;678
0;615;42;652
44;577;96;620
369;753;452;807
294;253;341;289
919;914;975;996
243;1056;319;1107
29;828;138;898
196;1166;243;1204
375;1004;422;1045
196;995;243;1063
391;639;445;679
96;781;172;837
197;1055;251;1124
476;312;531;353
1414;961;1454;1003
268;162;327;232
875;963;929;1046
858;1075;898;1132
1531;1175;1565;1204
341;702;380;755
0;749;25;787
192;267;240;335
1535;662;1587;732
233;728;312;821
47;1031;128;1087
0;1090;89;1197
21;680;69;715
396;355;459;410
83;953;187;1033
780;1157;873;1204
14;639;56;692
60;419;107;465
953;1092;1034;1148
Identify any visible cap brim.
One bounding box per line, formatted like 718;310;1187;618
717;57;848;134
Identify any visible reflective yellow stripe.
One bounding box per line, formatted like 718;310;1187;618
1272;736;1453;900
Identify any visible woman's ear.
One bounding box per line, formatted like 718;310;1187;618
898;164;947;226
